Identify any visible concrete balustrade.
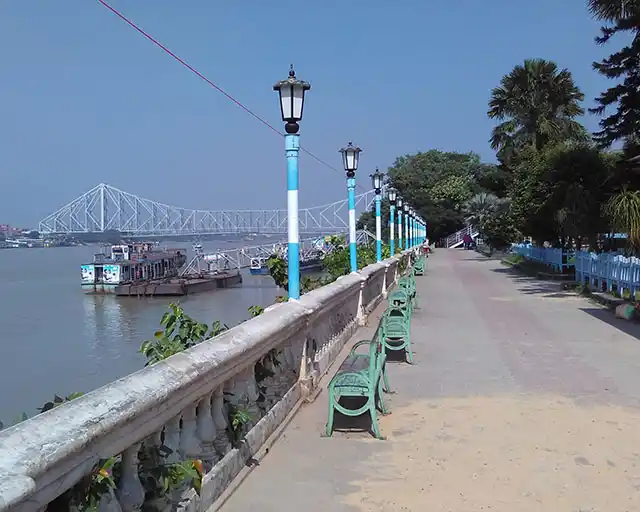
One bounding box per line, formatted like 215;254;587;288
0;252;409;511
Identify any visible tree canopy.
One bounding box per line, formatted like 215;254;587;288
588;0;640;147
488;59;587;161
359;3;640;253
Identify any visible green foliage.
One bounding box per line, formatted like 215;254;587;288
266;254;288;292
140;303;228;365
387;150;497;241
588;0;640;147
248;305;265;318
488;58;587;160
508;143;616;247
604;186;640;251
465;192;517;250
138;444;202;505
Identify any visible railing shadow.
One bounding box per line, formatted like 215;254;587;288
490;266;577;299
580;307;640;342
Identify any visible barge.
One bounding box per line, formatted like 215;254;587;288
81;243;187;294
113;272;242;296
81;243;242;296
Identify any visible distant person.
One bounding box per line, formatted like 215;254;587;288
463;233;472;249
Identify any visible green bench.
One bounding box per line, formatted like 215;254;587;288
389;289;412;314
326;329;390;440
413;258;425;276
381;302;414;364
398;275;418;309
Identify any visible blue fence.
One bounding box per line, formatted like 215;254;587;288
511;244;640;298
510;244;568;273
574;251;640;298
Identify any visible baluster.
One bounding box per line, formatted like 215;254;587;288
116;444;145;512
243;366;261;424
164;416;182;463
196;391;218;467
180;403;202;460
212;386;232;456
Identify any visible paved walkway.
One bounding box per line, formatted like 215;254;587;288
220;250;640;512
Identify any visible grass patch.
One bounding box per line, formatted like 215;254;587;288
502;253;559;274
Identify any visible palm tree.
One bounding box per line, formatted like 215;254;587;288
604;186;640;252
488;59;587;159
587;0;637;23
464;192;509;226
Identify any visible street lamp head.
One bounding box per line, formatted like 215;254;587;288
273;64;311;134
397;196;403;208
403;204;409;213
339;141;362;178
370;168;384;194
388;187;397;203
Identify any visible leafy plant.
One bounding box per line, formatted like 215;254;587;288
604;186;640;252
138;443;202;507
248;305;265;318
266;255;288;291
140;303;228;365
223;393;253;446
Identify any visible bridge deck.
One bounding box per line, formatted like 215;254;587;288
219;250;640;512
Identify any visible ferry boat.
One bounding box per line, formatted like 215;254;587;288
81;243;187;294
249;257;269;275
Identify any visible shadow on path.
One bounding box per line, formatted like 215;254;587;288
580;307;640;342
489;266;576;299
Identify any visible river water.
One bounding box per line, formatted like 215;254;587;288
0;240;284;423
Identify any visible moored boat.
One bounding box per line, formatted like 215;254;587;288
81;243;187;294
249;257;269;275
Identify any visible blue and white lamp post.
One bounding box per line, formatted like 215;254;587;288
273;65;311;300
409;208;417;247
370;168;384;262
408;208;413;249
397;196;403;250
404;203;410;249
388;188;397;255
340;142;362;273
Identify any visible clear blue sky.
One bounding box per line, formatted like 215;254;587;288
0;0;612;226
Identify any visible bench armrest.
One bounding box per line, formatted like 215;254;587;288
350;339;373;355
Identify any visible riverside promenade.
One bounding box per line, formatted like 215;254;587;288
220;249;640;512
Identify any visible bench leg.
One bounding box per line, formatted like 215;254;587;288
377;378;390;415
325;391;336;437
405;332;414;364
369;398;385;440
382;362;392;394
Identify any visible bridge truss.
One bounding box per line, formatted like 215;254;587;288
38;183;382;236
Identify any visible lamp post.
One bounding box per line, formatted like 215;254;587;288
404;203;410;249
397;197;403;251
370;168;384;262
388;188;397;256
340;142;362;273
273;65;311;300
409;208;417;247
408;208;413;249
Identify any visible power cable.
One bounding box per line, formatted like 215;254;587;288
96;0;367;189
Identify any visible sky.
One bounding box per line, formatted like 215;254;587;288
0;0;615;226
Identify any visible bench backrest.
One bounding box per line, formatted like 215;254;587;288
398;278;415;292
389;289;409;308
384;305;409;321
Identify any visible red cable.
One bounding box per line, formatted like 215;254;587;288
96;0;350;182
